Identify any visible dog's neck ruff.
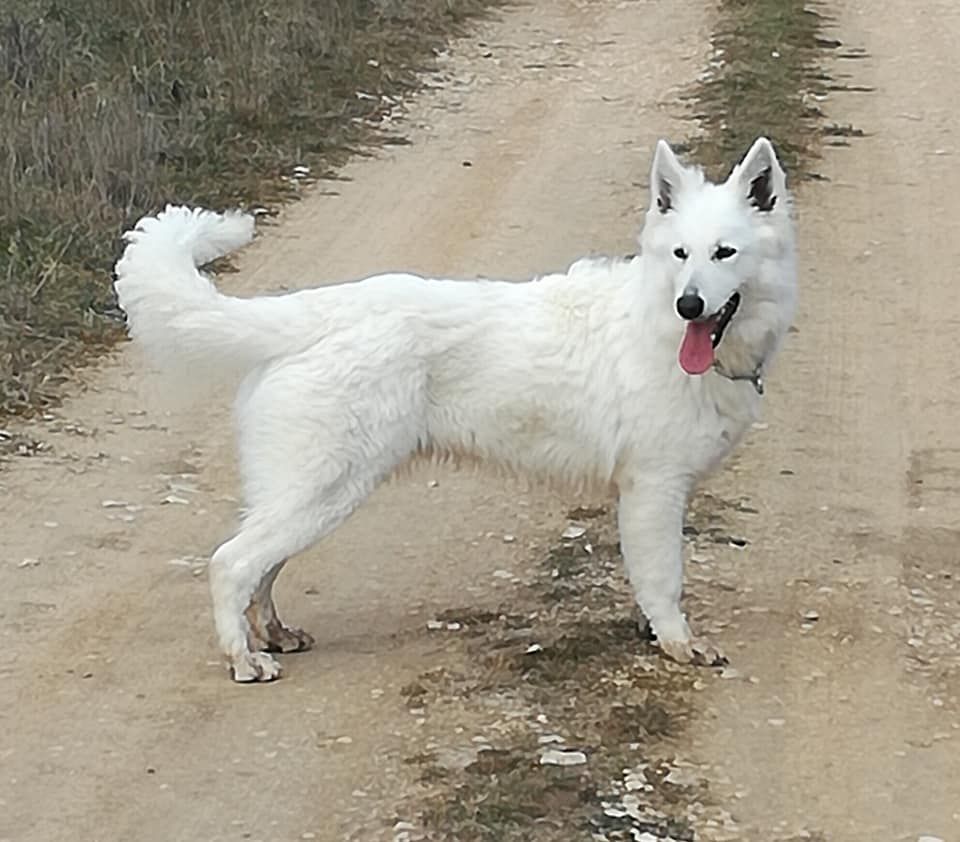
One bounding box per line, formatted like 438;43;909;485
711;358;765;395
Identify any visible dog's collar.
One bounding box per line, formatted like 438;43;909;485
712;359;765;395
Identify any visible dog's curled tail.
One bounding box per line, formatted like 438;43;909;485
114;205;295;379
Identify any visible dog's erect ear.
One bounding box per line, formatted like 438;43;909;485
732;136;785;213
650;139;685;214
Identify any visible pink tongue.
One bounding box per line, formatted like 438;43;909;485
678;320;716;375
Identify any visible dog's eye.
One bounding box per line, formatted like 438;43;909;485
713;245;737;261
673;247;688;260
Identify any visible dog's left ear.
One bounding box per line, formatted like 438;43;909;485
732;137;786;213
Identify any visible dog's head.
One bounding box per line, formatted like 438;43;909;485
639;137;796;377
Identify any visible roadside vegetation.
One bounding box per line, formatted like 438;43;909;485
685;0;837;180
0;0;496;417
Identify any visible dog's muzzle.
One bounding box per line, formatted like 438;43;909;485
675;291;741;348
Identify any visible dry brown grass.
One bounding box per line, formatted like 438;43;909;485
0;0;497;417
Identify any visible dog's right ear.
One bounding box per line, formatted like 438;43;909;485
732;137;786;213
650;140;685;214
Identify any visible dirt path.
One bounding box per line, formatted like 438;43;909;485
685;1;960;839
4;1;960;840
1;3;711;841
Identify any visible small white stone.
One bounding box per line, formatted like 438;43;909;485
539;748;587;766
561;525;586;540
663;766;698;786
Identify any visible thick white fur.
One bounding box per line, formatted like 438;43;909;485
114;137;797;682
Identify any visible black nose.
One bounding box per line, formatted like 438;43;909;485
676;293;705;320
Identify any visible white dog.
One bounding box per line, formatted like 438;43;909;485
114;137;796;682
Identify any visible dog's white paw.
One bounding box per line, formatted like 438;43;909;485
659;636;727;667
231;651;282;683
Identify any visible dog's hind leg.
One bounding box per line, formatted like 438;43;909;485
617;476;726;667
209;483;371;683
210;354;426;682
244;561;315;654
209;521;308;682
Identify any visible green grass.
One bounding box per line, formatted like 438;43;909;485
685;0;833;180
0;0;498;418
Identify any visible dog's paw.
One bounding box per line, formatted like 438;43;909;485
263;624;315;654
659;636;727;667
231;651;282;683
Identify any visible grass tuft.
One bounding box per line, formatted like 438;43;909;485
685;0;836;181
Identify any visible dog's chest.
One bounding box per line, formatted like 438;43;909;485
650;379;759;474
703;382;760;462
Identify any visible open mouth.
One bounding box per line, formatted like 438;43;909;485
710;291;741;348
678;291;741;375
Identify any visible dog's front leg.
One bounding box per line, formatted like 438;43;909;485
617;476;724;666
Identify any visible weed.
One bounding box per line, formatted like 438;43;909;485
685;0;841;180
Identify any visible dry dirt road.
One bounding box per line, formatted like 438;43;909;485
684;2;960;839
2;1;959;841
